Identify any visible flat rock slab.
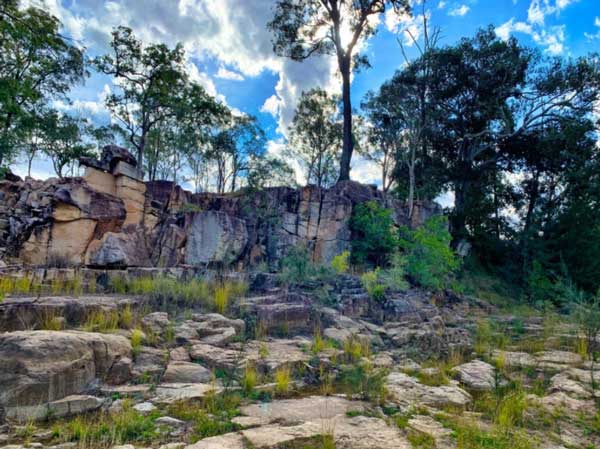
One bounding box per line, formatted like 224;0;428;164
238;396;366;426
163;361;212;384
0;296;137;332
185;432;246;449
386;372;471;409
492;350;536;369
189;343;241;370
408;415;454;449
243;338;312;371
153;383;219;404
240;415;410;449
535;351;583;368
452;360;496;391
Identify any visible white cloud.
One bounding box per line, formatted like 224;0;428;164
584;17;600;40
497;0;578;55
448;5;470;17
215;66;244;81
527;0;579;25
437;1;446;9
260;95;280;117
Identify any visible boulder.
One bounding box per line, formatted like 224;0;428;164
0;331;131;421
162;362;211;384
386;371;472;409
132;347;167;381
185;211;248;265
189;343;241;370
452;360;496;391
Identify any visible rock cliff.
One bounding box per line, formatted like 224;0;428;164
0;145;440;269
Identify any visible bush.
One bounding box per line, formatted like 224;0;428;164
330;250;350;274
399;216;459;291
278;244;333;285
350;201;399;267
361;270;386;302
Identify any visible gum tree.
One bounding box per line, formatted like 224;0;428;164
268;0;410;182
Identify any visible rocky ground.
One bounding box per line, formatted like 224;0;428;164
0;273;598;449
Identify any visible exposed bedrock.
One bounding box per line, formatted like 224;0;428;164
0;145;440;269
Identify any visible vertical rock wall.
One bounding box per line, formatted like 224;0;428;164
0;145;441;269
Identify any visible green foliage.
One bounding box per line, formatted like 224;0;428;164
286;88;341;188
339;361;388;403
0;0;86;168
350;201;399;267
130;328;144;356
274;366;291;395
361;270;386;302
399;216;459;291
330;251;350;274
278;244;333;285
58;404;160;447
242;363;258;395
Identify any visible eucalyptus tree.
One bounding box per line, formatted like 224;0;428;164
287;88;341;188
0;0;86;169
95;26;188;169
268;0;410;181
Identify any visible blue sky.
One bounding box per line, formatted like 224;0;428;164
16;0;600;187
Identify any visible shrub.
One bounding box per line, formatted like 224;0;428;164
361;270;385;302
278;244;333;285
350;201;398;267
330;251;350;274
399;216;459;291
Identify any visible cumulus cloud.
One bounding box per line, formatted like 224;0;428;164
496;0;578;55
448;5;470;17
216;66;245;81
260;94;280;117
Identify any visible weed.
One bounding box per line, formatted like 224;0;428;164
407;431;436;449
120;305;134;329
213;284;230;314
343;335;370;362
242;363;258;395
259;342;269;359
39;310;64;331
274;366;291;395
59;404;160;447
84;309;119;332
339;361;388;403
311;327;326;354
131;328;144;356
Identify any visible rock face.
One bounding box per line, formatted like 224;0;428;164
0;331;131;421
185;211;248;265
0;145;440;268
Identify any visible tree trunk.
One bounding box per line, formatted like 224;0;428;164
408;160;415;220
338;56;353;182
451;178;471;246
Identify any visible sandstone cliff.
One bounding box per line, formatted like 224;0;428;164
0;145;440;269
